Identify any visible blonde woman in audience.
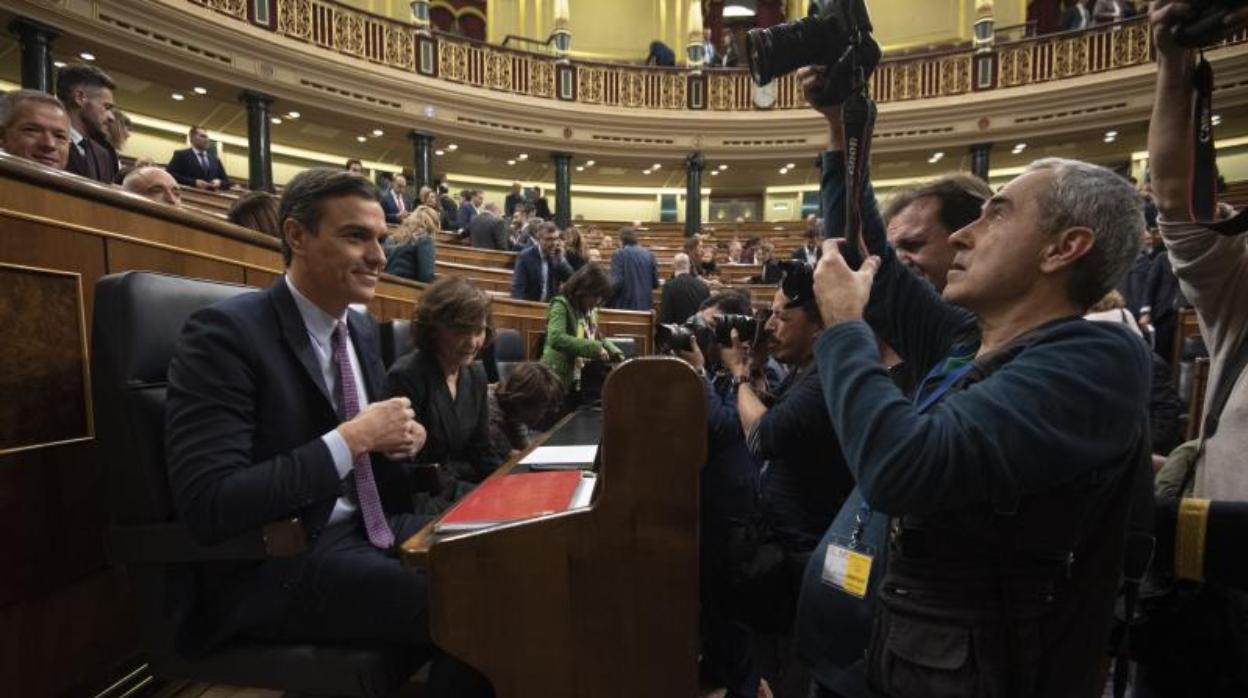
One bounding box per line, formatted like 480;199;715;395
384;204;439;283
726;240;744;265
102;108;130;174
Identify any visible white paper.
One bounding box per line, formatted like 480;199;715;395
519;445;598;465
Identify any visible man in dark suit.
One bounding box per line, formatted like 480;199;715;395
380;173;413;225
609;227;659;311
166;166;432;653
456;189;479;232
469;202;510;250
56;64;118;184
792;217;823;266
504;181;525;220
167;125;233;191
510;222;572;302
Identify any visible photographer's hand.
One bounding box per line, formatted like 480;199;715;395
813;239;879;328
721;330;749;380
676;341;705;373
797;66;844;150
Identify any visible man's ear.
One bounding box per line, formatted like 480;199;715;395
284;218;308;261
1040;226;1096;275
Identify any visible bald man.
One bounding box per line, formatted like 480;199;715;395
0;90;71;170
123;166;183;207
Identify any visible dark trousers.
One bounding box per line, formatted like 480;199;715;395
250;513;433;646
1134;585;1248;697
248;513;494;697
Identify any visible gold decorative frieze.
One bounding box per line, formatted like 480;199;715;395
182;3;1244;112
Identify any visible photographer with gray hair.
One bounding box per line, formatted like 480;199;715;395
797;61;1151;696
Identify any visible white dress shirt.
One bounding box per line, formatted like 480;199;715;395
286;275;370;525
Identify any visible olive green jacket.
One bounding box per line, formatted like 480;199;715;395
539;295;621;387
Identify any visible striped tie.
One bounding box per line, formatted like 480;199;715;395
331;322;395;549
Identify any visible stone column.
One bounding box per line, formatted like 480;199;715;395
9;19;59;93
553;152;573;229
970;143;992;181
409;131;435;193
241;91;274;192
685;152;705;237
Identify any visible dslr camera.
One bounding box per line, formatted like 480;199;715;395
656;313;763;356
1172;0;1248;48
745;0;881;106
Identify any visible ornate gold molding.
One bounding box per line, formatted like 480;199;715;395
188;0;1241;111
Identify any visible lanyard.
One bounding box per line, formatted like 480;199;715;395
851;358;975;541
913;361;976;415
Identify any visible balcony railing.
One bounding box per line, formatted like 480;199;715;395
189;0;1247;111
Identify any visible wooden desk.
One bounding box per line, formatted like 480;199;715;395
402;358;703;697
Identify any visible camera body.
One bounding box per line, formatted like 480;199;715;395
745;0;881;107
656;313;766;356
1172;0;1248;47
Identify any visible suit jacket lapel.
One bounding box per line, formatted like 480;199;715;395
269;280;335;408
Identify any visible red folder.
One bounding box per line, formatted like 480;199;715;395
434;470;595;533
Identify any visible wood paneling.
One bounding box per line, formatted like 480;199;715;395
106;239;248;284
407;359;703;697
0;265;91;453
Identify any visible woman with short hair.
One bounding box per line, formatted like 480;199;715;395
385;276;500;511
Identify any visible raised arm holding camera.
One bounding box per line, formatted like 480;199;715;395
771;8;1153;694
1131;2;1248;695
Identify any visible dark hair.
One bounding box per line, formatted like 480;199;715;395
277;168;380;265
412;276;495;356
883;173;993;235
682;235;701;256
619;227;639;246
536;221;560;239
700;289;752;316
55;64;116;106
560;263;613;313
496;362;565;426
228;191;282;238
188;124;205;138
344;158;362;171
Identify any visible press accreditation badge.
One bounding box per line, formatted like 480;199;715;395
821;537;874;599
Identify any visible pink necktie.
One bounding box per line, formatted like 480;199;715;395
332;322;395;549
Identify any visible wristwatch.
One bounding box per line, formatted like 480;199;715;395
732;374;751;391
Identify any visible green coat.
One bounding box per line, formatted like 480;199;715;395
539;295;621;387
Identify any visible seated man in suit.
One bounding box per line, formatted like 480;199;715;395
165;168;491;694
167;125;233;191
468;202;510;250
0;89;71;170
121;165;182;207
55;64;118;184
511;222;573;302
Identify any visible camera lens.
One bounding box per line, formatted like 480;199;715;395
745;15;833;87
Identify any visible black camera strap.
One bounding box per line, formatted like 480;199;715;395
1191;55;1248;235
841;90;877;265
